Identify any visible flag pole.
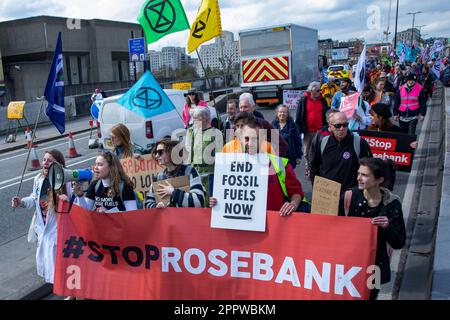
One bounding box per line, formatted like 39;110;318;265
15;96;46;200
196;49;221;128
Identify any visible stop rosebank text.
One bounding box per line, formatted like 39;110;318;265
54;206;377;300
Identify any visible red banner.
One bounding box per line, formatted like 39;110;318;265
54;205;377;300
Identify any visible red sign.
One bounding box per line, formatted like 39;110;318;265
339;93;360;119
364;137;397;151
360;130;417;172
242;56;290;83
371;150;413;166
54;205;377;300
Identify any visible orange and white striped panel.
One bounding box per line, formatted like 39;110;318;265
242;56;289;83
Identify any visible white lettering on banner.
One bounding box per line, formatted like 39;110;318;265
304;260;331;293
365;138;393;151
253;253;274;281
231;251;251;279
158;248;365;297
184;249;207;275
208;249;228;277
274;257;301;287
334;264;362;297
373;152;410;164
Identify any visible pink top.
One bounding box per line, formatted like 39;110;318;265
182;101;208;128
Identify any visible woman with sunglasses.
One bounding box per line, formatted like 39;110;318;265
182;89;208;129
339;157;406;300
109;123;143;159
145;138;205;208
74;152;137;213
11;149;70;284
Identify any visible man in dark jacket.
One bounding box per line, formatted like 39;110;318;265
309;112;372;193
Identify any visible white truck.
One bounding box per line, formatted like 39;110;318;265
239;24;319;107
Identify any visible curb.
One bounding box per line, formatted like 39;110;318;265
19;283;53;300
0;128;92;155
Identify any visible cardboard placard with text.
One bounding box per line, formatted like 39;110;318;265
211;153;269;232
154;175;190;205
120;155;163;201
311;176;342;216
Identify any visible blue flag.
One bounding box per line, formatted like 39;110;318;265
117;71;175;118
44;32;65;134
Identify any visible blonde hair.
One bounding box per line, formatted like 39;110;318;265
111;124;133;159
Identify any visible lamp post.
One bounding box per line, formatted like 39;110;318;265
394;0;399;51
407;11;422;46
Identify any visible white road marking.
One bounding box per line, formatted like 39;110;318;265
0;132;92;163
0;156;97;191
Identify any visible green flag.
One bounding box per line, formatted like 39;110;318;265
138;0;190;45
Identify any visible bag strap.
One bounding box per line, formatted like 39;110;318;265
353;135;361;160
344;190;352;216
320;135;330;156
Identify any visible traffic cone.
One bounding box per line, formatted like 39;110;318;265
27;147;41;171
67;132;81;158
25;128;35;148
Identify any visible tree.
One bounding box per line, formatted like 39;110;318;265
175;65;198;80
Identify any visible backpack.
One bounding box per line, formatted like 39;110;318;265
320;135;361;158
95;180;143;210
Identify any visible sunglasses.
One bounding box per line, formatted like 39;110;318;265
154;149;165;157
332;123;349;129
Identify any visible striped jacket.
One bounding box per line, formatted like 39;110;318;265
145;165;205;208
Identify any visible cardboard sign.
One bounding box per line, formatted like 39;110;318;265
54;205;377;300
7;101;26;119
120;155;162;200
211;153;269;232
154;175;190;205
339;93;360;120
359;130;417;172
311;176;342;216
283;90;304;110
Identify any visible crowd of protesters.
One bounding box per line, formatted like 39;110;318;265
13;50;450;300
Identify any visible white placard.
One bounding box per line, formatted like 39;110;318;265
211;153;269;232
283;90;304;110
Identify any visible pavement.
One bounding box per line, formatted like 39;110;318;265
0;115;94;154
0;115;100;300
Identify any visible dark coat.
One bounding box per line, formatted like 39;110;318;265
309;131;372;193
272;118;303;168
339;187;406;284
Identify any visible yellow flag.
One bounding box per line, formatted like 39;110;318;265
187;0;222;53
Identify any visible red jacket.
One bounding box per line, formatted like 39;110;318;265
267;162;304;211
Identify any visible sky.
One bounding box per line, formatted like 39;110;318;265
1;0;449;53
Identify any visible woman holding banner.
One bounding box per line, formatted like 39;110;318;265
109;123;143;159
339;157;406;300
74;152;137;213
11;150;71;284
145;138;205;208
368;103;418;150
